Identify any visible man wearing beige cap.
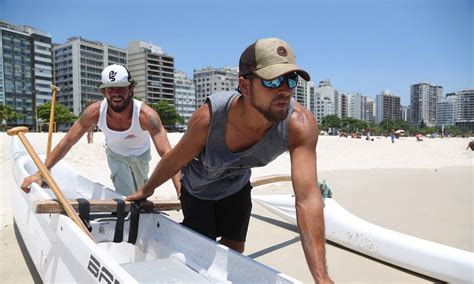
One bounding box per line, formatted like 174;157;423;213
21;64;181;197
127;38;332;282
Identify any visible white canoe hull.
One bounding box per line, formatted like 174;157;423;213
10;137;299;283
252;194;474;283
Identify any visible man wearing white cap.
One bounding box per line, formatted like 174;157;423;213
127;38;332;282
21;64;181;197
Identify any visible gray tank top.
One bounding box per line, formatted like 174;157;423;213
182;91;294;200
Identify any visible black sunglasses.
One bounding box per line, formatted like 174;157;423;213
244;73;299;89
261;73;299;89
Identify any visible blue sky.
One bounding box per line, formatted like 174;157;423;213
1;0;472;105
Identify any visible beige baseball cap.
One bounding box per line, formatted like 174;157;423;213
99;64;133;89
239;38;310;81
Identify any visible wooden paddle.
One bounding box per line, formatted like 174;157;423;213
7;126;94;240
251;174;291;187
46;85;60;157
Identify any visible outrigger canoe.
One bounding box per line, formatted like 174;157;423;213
9;135;299;283
251;177;474;283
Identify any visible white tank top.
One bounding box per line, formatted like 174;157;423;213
97;99;151;157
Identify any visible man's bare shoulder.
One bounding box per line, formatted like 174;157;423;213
189;103;211;130
138;102;159;119
137;102;163;132
79;101;101;125
288;102;318;149
178;103;211;149
192;103;211;123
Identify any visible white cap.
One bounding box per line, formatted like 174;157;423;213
99;64;133;89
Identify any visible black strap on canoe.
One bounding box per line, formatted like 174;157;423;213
128;200;141;244
113;199;125;243
76;198;92;232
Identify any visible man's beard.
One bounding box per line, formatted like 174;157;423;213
107;95;132;113
253;102;289;122
250;90;289;122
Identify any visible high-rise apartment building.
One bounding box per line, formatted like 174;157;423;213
309;84;316;116
401;106;410;122
366;98;375;124
174;71;195;128
315;96;334;122
294;79;314;112
410;82;443;127
0;20;52;129
375;90;401;123
317;79;334;102
315;80;335;121
455;89;474;130
127;41;174;105
348;93;368;121
193;67;238;107
436;93;457;126
54;36;127;115
334;91;348;119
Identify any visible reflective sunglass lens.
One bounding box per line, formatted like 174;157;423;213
262;77;283;89
285;74;298;89
288;78;298;89
261;74;299;89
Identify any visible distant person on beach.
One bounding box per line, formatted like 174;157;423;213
126;38;333;283
390;129;395;143
467;140;474;151
416;133;424;142
365;129;371;141
21;64;181;196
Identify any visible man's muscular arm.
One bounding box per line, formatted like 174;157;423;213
288;103;333;283
140;104;182;195
127;103;210;201
20;102;100;192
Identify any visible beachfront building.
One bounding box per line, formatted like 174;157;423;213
335;91;348;118
455;89;474;130
348;93;368;121
401;106;410;122
315;96;334;122
0;20;53;129
314;79;336;121
294;79;315;112
193;66;238;107
127;41;174;105
375;90;401;124
410;82;443;127
436;93;457;127
53;36;127;116
366;98;376;125
317;79;334;102
174;71;195;128
309;83;316;115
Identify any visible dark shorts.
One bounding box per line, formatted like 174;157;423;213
179;183;253;242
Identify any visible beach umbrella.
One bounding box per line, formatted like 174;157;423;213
395;129;405;134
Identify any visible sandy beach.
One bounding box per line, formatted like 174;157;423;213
1;131;472;283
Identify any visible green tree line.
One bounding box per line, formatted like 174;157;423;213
0;104;23;131
319;114;471;136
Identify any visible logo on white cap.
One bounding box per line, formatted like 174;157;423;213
109;71;117;82
99;64;132;89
